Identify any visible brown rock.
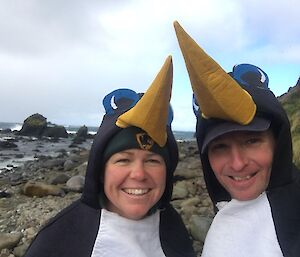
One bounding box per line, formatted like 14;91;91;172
23;181;65;197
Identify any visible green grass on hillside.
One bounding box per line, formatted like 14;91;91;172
281;92;300;168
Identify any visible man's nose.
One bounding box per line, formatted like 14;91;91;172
129;161;146;180
229;146;248;171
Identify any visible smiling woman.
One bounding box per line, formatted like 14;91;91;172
104;147;167;220
23;56;195;257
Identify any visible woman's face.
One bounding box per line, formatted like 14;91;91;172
104;148;166;220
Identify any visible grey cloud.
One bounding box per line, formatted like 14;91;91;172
0;0;115;56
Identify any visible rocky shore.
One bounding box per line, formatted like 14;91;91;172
0;131;214;257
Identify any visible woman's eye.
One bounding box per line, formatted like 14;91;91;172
115;158;130;164
146;157;164;165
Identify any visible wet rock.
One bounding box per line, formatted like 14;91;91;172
172;181;189;199
189;215;213;243
180;197;201;208
63;159;77;171
175;158;201;179
0;141;18;150
19;113;47;137
69;153;84;163
42;125;68;138
40;158;65;169
74;162;87;176
0;248;14;257
77;125;88;138
66;175;85;192
72;125;88;145
50;174;70;185
13;242;29;257
0;129;12;134
14;154;24;159
0;232;22;251
0;191;11;198
9;174;24;185
18;113;68;139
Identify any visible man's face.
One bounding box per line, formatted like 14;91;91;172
207;130;275;201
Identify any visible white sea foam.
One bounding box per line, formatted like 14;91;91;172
10;124;22;131
0;122;22;132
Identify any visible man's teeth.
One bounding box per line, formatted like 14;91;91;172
123;189;149;195
232;175;252;181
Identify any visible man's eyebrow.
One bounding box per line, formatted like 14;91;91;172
243;131;264;136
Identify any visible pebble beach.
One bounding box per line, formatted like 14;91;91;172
0;130;214;257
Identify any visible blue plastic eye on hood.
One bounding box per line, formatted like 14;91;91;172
192;94;200;118
103;88;174;126
167;105;174;126
103;88;140;115
232;63;269;90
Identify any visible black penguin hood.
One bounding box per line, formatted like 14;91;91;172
172;21;295;207
81;88;178;210
196;64;294;206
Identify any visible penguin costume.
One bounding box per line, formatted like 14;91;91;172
24;56;196;257
174;21;300;256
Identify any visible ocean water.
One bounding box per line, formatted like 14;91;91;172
0;121;195;172
0;122;195;141
0;122;23;132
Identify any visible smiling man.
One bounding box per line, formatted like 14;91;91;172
174;21;300;257
206;129;275;201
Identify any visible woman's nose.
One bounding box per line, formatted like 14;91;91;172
129;161;146;180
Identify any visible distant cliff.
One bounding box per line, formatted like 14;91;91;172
278;76;300;167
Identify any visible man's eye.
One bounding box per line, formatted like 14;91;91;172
210;143;228;151
245;137;261;145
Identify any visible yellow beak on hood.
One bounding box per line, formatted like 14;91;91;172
174;21;256;125
116;56;173;147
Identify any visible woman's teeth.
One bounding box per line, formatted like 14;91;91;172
123;189;149;195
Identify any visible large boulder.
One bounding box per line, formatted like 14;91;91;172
72;125;88;145
76;125;88;138
18;114;68;139
19;113;47;137
42;125;68;138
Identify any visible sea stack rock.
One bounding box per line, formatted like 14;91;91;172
19;113;68;138
19;113;47;137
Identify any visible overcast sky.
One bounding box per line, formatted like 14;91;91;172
1;0;299;131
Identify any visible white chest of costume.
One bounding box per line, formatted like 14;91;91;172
91;209;166;257
201;192;283;257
